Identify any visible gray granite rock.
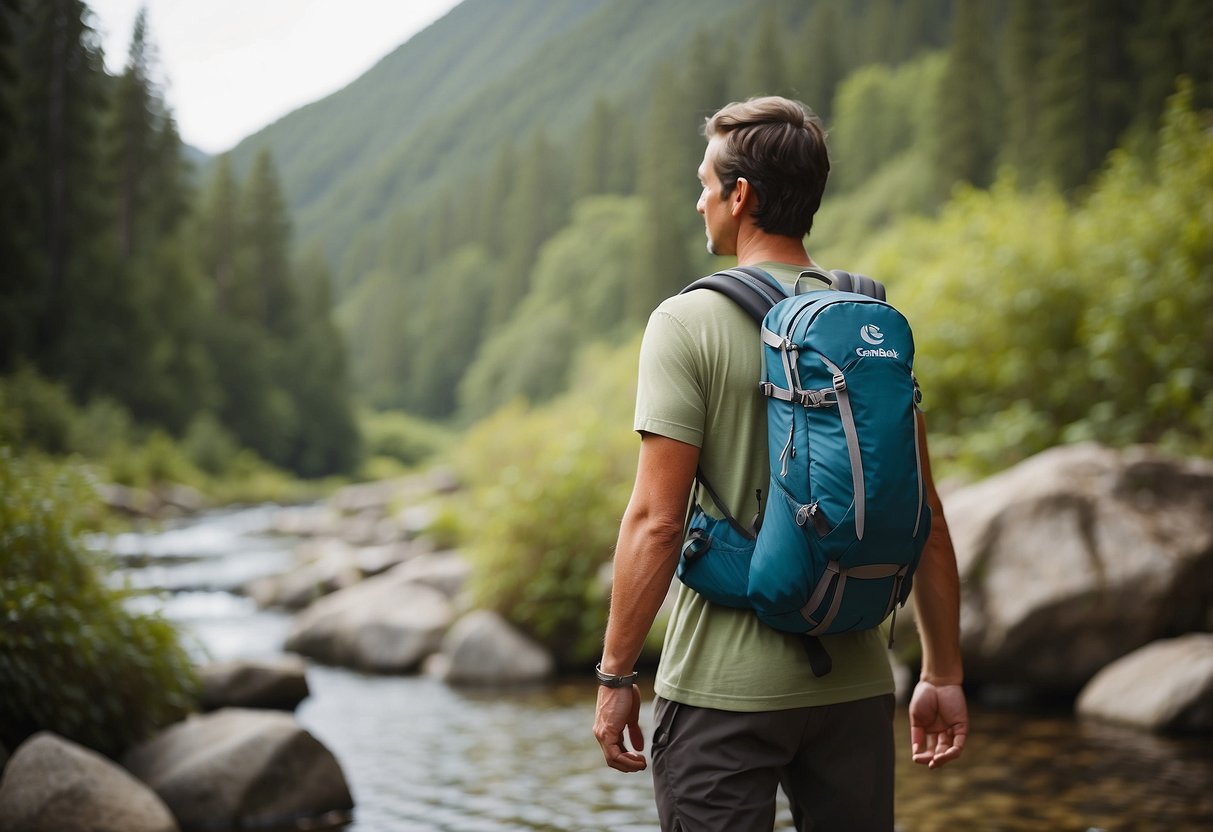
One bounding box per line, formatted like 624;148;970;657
0;732;179;832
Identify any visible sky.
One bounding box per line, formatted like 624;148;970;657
88;0;463;155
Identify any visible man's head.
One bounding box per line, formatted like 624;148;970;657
697;97;830;252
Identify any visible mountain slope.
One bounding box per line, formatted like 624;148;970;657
227;0;748;272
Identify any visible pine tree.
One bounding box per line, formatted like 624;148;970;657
16;0;124;399
281;246;360;475
634;64;696;323
795;3;844;121
240;148;296;337
737;4;791;100
934;0;1002;193
488;131;570;327
195;155;242;315
108;7;153;260
1003;0;1048;180
0;0;36;368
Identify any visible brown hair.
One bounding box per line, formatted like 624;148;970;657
704;96;830;238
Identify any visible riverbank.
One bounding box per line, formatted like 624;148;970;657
125;501;1213;831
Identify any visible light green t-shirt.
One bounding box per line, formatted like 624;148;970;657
635;262;893;712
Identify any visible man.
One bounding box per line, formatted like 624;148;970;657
592;96;968;831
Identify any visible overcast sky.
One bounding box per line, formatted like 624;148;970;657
88;0;463;154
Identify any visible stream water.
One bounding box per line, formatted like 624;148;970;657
104;506;1213;832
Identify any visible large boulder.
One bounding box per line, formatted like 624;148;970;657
435;610;555;685
285;561;455;672
123;709;352;832
943;443;1213;693
199;656;310;711
0;732;179;832
1076;633;1213;734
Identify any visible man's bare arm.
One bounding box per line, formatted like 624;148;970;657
593;433;699;772
907;410;968;768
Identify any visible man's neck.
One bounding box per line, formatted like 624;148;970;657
734;227;812;268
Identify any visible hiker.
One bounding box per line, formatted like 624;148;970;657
592;96;968;831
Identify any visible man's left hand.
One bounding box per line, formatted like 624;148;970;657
908;680;968;769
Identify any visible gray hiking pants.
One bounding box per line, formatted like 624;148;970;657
650;693;896;831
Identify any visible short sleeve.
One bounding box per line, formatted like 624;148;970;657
634;307;706;447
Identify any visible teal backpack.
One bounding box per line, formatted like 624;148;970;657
677;266;931;676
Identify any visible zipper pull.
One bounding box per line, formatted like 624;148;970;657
779;422;794;476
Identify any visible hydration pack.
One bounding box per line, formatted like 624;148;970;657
676;266;931;676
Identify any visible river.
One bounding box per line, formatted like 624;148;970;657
104;506;1213;832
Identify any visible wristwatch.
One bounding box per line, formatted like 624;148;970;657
595;662;639;688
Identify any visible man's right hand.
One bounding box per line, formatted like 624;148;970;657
593;683;647;772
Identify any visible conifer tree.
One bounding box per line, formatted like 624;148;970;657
1003;0;1048;180
1039;0;1136;192
634;64;695;323
16;0;123;399
573;96;614;200
934;0;1002;193
196;155;241;315
488;132;569;327
240;148;296;337
0;0;35;367
108;7;153;260
795;3;844;122
737;4;791;99
281;246;360;475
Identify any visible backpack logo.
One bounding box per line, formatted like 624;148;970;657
860;324;885;345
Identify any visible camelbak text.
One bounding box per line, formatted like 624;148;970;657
855;347;900;358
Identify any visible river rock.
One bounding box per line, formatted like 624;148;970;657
391;550;472;599
945;443;1213;693
1076;633;1213;733
285;562;455;672
437;610;555;685
123;709;353;832
244;538;363;609
199;656;310;711
0;732;179;832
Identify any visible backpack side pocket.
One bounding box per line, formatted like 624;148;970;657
676;506;755;609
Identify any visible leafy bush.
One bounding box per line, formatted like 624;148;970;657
180;411;242;476
0;365;78;454
836;81;1213;476
456;340;641;666
360;408;452;470
0;450;198;757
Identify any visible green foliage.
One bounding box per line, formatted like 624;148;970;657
0;365;79;454
0;450;198;757
829;53;946;194
458;196;647;420
359;409;452;470
457;339;641;666
851;82;1213;475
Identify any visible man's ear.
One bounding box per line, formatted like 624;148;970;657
730;177;754;218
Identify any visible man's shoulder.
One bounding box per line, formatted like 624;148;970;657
651;281;743;327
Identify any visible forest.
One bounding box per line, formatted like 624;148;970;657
1;0;1210;485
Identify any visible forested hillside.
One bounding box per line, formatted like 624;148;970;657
221;0;1209;424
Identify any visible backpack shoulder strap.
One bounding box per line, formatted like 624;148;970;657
680;266;789;324
829;269;887;301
